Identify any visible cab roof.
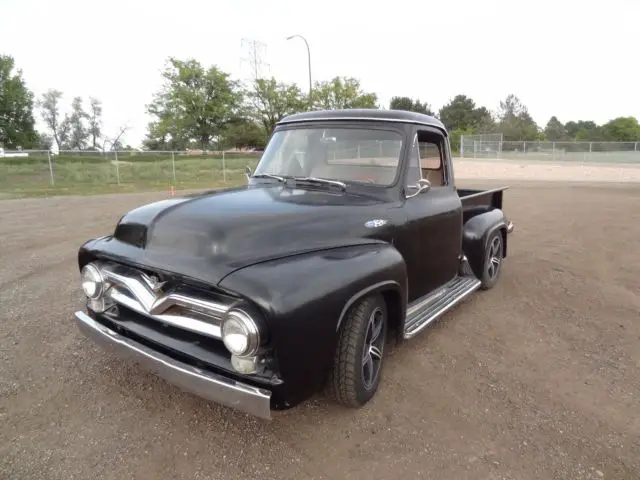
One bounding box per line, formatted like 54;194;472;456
277;108;447;133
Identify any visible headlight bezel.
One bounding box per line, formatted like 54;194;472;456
81;263;105;300
221;308;262;358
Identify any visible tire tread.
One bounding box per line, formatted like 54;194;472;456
326;295;382;407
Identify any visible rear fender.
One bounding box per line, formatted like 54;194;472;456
462;208;508;279
218;243;407;407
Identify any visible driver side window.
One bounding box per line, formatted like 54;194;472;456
404;135;423;189
417;130;446;187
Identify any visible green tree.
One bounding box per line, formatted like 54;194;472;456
438;94;494;133
38;89;71;151
68;96;89;150
224;118;266;149
564;120;579;139
474;107;495;132
0;55;37;148
144;100;186;151
448;127;476;152
544;116;566;141
103;125;130;151
35;131;53;150
143;123;174;150
247;77;306;138
495;94;540;141
389;96;434;116
87;97;103;150
146;57;244;150
601;116;640;142
565;120;602;141
311;76;378;110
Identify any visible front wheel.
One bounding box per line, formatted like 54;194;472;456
325;294;388;408
480;229;504;290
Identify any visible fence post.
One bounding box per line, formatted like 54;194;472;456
635;142;638;152
222;151;227;183
523;141;526;154
552;142;555;160
47;150;55;186
114;150;121;185
460;135;464;158
171;151;176;184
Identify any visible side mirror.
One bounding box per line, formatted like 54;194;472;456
244;165;253;181
405;178;431;198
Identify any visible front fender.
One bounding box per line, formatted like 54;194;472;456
462;208;508;279
218;243;407;409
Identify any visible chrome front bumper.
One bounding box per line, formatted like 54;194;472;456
74;311;272;419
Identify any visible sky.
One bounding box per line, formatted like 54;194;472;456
2;0;638;148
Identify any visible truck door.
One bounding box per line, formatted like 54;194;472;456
400;130;462;302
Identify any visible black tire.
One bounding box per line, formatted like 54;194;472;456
480;229;504;290
325;294;388;408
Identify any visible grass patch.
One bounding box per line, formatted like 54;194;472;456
0;153;260;199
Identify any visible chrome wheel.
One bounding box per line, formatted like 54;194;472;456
326;294;388;407
486;234;503;280
362;307;384;390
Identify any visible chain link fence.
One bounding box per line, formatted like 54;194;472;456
459;134;503;158
460;136;640;163
3;141;640;198
0;150;262;198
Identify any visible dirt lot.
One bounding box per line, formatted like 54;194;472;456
1;179;639;480
453;158;640;183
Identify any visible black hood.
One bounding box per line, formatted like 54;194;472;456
97;184;404;286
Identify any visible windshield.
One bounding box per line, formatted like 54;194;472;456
253;126;404;186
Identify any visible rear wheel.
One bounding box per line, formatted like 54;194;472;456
480;229;504;290
325;294;388;407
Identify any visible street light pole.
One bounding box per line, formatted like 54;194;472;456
286;34;312;107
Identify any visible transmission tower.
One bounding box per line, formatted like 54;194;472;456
240;38;270;81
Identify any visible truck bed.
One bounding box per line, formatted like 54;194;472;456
458;186;508;208
458;186;512;229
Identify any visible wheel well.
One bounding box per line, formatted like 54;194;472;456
500;225;508;257
380;289;403;342
334;285;405;345
485;225;508;259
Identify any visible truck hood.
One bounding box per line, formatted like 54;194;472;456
94;184;401;286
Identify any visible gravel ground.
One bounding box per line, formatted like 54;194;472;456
453;158;640;183
1;168;639;479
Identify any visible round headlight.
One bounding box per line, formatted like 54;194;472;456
221;309;260;357
81;263;104;299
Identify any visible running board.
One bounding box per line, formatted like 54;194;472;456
403;276;481;339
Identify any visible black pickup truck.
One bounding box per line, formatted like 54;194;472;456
74;109;514;419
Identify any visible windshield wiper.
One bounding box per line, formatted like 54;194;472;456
289;176;347;190
251;173;286;182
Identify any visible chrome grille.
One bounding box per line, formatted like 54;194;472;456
97;261;235;339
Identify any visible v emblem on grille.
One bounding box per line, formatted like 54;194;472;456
141;273;167;293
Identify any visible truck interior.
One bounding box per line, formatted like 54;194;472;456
257;125;448;189
405;129;446;188
418;130;445;187
311;128;448;189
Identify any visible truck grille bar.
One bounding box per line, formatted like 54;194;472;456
96;261;235;339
